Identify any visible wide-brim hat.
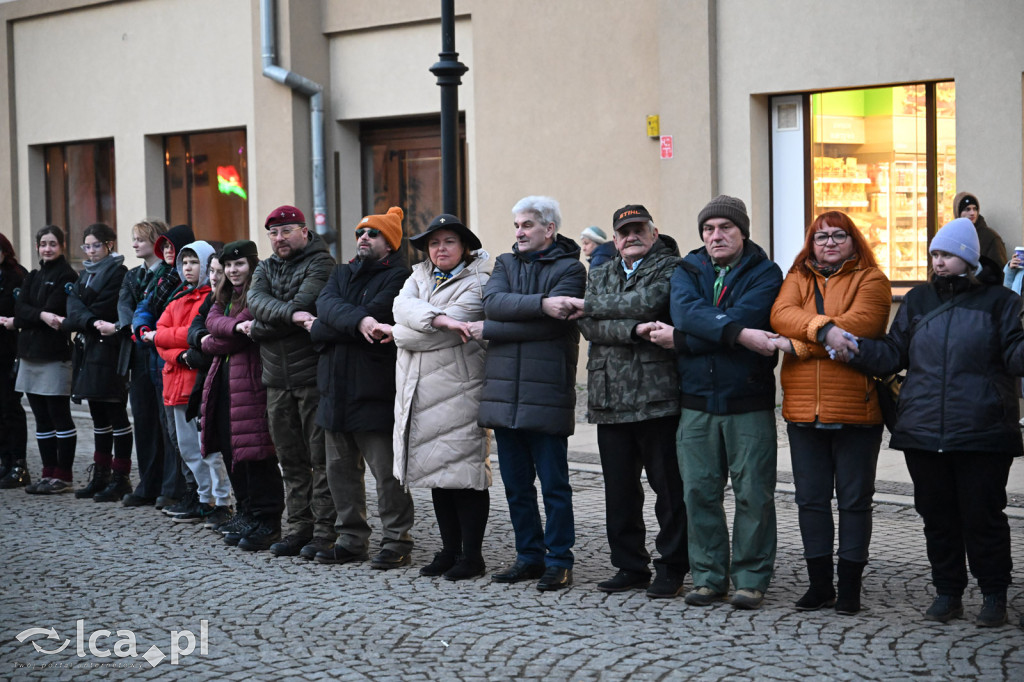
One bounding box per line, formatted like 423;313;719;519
409;213;482;252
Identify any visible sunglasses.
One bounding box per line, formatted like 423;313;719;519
355;228;381;239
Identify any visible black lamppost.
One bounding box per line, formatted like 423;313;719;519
430;0;468;215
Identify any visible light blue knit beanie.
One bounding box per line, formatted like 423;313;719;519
929;217;980;268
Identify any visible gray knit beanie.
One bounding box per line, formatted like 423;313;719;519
929;217;980;268
697;195;750;238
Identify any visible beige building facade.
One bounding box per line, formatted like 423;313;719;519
1;0;1022;279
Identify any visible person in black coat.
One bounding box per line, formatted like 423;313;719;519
63;224;132;502
0;233;28;484
838;218;1024;628
474;195;587;592
10;225;78;493
309;206;414;568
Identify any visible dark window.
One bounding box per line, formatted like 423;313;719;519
165;129;249;246
44;139;116;265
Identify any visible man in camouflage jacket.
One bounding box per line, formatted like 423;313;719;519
572;204;689;599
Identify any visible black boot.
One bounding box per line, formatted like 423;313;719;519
0;452;12;480
0;459;30;489
75;464;111;499
795;555;836;611
835;558;866;615
94;472;133;503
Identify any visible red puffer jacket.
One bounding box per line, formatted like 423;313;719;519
154;285;210;406
201;301;276;464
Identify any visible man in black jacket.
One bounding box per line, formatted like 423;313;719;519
475;195;586;591
248;205;336;559
309;207;415;569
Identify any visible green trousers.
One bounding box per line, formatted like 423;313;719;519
677;408;777;593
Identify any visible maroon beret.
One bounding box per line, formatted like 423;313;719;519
264;205;306;229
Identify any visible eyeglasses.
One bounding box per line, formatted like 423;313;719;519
81;242;107;253
355;228;381;239
267;226;300;239
812;231;849;245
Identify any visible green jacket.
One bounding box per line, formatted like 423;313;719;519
578;235;681;424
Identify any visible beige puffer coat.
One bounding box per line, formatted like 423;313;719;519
392;250;493;489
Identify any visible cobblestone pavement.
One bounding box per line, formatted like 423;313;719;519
3;406;1024;680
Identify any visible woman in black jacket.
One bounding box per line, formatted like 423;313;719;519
10;225;78;493
839;217;1024;628
0;233;29;486
65;224;133;502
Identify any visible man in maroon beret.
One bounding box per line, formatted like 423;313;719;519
247;205;337;557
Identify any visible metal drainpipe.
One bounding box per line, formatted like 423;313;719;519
259;0;331;249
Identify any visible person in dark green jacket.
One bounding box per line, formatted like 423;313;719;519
573;204;688;599
248;205;336;560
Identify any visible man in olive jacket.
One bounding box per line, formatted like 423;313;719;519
248;205;336;559
571;205;689;599
475;195;586;592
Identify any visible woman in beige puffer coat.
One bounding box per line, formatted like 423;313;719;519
390;214;492;581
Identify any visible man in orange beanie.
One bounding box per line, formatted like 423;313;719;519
309;207;416;568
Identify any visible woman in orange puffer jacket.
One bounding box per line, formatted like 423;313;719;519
770;211;891;616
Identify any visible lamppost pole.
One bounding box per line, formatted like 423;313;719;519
430;0;468;215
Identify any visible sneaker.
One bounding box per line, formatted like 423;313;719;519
172;501;214;524
924;594;963;623
371;548;412;570
269;533;313;557
596;569;651;594
163;490;198;517
684;586;727;606
202;506;233;530
25;477;49;494
36;478;74;495
299;536;335;561
223;515;260;547
976;593;1008;628
730;589;765;610
315;544;369;565
217;512;253;534
646;574;686;599
237;520;282;552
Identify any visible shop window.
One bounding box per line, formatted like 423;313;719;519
44;139;116;265
809;82;955;282
360;118;467;266
165;129;249;246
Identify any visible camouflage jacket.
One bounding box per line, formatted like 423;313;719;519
578;235;681;424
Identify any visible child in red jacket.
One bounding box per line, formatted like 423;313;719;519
145;240;233;521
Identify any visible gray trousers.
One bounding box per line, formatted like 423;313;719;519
266;385;334;537
325;430;414;554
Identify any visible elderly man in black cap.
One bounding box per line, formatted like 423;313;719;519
569;204;689;598
642;195;783;610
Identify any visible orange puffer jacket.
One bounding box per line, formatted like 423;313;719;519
771;257;891;425
154;285;211;406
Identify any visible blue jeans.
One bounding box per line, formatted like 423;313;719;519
494;428;575;568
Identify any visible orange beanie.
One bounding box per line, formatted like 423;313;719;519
357;206;404;251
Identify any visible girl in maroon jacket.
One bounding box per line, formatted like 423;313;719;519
200;240;284;551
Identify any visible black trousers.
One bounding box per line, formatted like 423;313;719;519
597;414;688;577
0;356;26;461
129;347;170;497
213;363;283;521
904;449;1013;596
